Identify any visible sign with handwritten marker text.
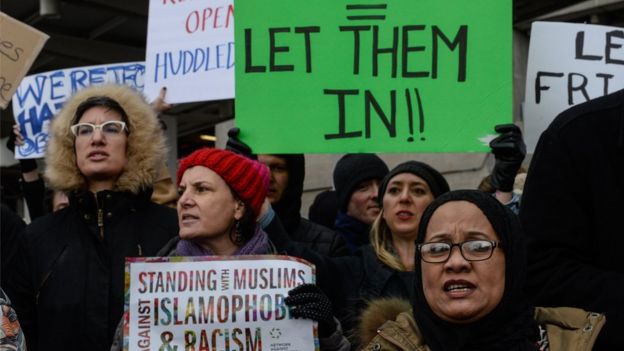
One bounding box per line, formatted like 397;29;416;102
144;0;234;103
0;12;49;109
124;255;317;351
523;22;624;152
11;62;145;159
235;0;511;153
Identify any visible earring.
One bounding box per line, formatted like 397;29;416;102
234;220;244;244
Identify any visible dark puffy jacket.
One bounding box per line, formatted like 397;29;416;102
521;88;624;350
7;190;177;351
270;154;347;257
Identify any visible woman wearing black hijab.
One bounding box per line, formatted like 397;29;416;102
358;190;605;351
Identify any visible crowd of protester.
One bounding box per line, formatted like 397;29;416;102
1;84;622;350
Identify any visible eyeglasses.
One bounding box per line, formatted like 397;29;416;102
418;240;500;263
70;121;127;137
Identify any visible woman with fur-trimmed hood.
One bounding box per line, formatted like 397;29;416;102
6;84;178;351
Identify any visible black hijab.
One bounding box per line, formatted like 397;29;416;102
414;190;538;351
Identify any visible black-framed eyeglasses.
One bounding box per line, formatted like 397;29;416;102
418;240;500;263
70;121;127;138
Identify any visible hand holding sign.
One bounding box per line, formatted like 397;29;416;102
285;283;338;338
489;124;526;192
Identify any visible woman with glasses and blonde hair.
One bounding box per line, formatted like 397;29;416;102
6;84;178;351
359;190;604;351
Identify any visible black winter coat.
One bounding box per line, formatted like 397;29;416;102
269;154;347;257
520;88;624;350
7;189;178;351
267;218;413;348
290;218;349;257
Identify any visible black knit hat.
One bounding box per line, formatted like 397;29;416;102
378;161;450;203
333;154;389;211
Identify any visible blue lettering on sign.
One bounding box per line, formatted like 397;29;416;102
49;71;66;100
16;102;59;158
153;42;235;83
89;67;106;85
15;75;48;109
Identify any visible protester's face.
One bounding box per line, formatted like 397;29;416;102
177;166;245;243
347;178;381;225
382;173;434;239
74;106;128;186
421;201;505;324
52;191;69;212
258;155;289;204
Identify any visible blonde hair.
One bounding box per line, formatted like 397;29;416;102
370;210;409;271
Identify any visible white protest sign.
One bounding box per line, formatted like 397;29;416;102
144;0;234;103
124;255;317;351
11;62;146;159
524;22;624;152
0;12;49;109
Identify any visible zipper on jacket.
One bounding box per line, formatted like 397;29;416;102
97;195;104;240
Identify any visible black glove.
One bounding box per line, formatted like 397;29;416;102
285;283;337;338
5;129;38;173
225;127;256;160
489;124;526;192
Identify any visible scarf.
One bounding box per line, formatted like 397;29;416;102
175;226;270;256
413;190;539;351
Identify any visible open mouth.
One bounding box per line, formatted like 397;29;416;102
180;213;199;223
396;210;413;220
443;280;476;294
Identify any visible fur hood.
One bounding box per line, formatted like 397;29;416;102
358;298;412;346
45;84;166;193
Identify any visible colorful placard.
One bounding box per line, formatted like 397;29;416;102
11;62;145;159
234;0;512;153
0;12;49;109
144;0;234;103
524;22;624;152
124;255;317;351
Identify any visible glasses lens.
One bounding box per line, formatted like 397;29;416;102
102;121;124;134
75;124;94;136
421;243;451;262
462;240;494;260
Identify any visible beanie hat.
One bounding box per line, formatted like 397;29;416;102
177;148;270;219
378;161;450;203
333;154;389;211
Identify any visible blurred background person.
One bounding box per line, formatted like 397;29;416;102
332;154;389;254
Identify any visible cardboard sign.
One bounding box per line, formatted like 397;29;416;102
524;22;624;152
0;12;49;109
124;255;317;351
144;0;234;103
234;0;511;153
11;62;146;159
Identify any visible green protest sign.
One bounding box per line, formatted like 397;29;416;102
235;0;511;153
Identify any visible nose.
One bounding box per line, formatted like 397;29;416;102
444;245;470;272
91;127;105;143
370;182;379;200
177;189;194;209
